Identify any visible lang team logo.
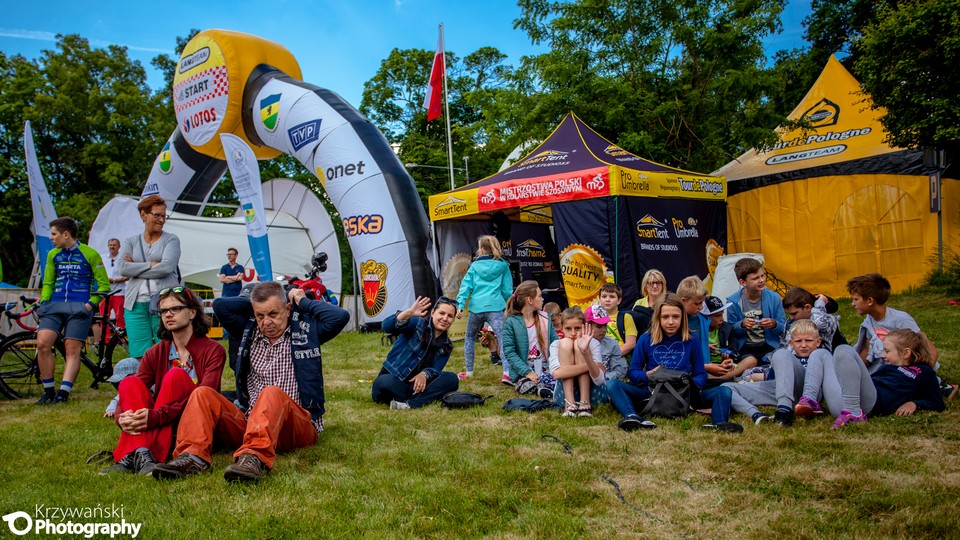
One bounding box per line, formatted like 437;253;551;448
158;142;172;174
260;94;281;131
360;259;388;317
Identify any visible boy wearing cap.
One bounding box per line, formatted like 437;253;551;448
103;358;142;418
702;296;757;381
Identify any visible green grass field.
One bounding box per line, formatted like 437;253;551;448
0;286;958;539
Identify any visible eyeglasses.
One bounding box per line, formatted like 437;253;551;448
157;305;188;316
159;286;186;298
648;281;664;287
147;212;168;220
436;296;458;307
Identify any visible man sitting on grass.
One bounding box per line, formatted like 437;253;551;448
152;281;349;483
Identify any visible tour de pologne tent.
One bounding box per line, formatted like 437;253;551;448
715;56;960;297
428;113;728;308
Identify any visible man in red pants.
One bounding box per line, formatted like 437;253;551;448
153;281;349;482
100;287;225;475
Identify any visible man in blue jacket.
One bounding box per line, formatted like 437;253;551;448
152;281;349;482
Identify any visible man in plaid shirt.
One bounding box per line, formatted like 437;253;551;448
153;281;349;482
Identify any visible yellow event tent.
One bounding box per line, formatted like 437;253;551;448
715;56;959;297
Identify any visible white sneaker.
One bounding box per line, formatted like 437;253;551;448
389;400;411;410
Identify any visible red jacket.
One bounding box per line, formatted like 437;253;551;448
117;335;226;429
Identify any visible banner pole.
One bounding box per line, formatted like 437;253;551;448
440;23;455;190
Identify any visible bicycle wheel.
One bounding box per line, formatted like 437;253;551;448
104;326;131;364
0;331;61;400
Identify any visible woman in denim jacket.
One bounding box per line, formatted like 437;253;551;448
373;296;460;410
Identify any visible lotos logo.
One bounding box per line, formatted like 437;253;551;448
182;107;217;134
178;47;210;73
481;190;497;205
636;214;670;240
801;97;840;128
260;94;281;132
343;214;383;237
159;142;172;174
360;259;388;317
288;119;322;152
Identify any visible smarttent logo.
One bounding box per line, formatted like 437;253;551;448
636;214;669;240
433;195;468;218
515;239;546;258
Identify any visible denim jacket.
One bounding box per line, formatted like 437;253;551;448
382;313;453;381
214;296;350;422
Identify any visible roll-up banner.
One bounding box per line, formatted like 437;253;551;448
24;121;57;275
221;134;273;281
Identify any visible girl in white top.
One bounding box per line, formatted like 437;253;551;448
549;306;604;417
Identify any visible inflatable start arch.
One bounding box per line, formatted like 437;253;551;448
143;29;436;322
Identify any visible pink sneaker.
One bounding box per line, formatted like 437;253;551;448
831;409;867;430
501;374;513;386
457;371;472;380
794;396;823;418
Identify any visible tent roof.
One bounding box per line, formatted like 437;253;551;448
714;56;908;183
429;113;724;221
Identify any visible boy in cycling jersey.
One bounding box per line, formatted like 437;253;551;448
35;217;110;404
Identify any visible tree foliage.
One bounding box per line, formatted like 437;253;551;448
854;0;960;153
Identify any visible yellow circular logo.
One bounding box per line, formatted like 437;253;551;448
559;243;607;307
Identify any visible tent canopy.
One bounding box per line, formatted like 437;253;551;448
715;56;958;297
429;113;726;222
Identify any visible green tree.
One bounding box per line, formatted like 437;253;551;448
511;0;788;172
0;35;173;285
854;0;960;153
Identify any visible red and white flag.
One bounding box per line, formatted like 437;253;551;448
423;28;445;122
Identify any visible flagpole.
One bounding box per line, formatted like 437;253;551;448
439;23;455;191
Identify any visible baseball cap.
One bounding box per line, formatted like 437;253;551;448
701;296;732;316
106;357;141;383
584;304;612;325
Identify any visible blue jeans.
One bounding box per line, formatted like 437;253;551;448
371;371;459;409
463;311;504;373
697;385;733;424
606;379;651;419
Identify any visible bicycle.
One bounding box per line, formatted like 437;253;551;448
0;291;130;400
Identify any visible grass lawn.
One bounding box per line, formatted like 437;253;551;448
0;286;958;539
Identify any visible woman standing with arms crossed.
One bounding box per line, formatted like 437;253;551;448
117;195;182;359
455;235;513;381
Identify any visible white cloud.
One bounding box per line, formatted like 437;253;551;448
0;28;171;54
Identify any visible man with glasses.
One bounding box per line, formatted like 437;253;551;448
100;287;226;475
153;281;349;482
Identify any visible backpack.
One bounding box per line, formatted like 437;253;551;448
640;368;692;419
440;392;493;409
617;307;652;342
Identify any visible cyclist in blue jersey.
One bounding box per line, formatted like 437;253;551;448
35;217;110;404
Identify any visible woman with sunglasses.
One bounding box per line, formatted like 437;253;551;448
117;195;182;358
101;287;226;475
373;296;459;410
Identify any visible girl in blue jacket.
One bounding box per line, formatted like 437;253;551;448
629;293;741;432
455;235;513;380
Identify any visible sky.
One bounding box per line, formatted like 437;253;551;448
1;0;813;108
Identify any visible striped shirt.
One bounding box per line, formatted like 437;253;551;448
247;327;323;433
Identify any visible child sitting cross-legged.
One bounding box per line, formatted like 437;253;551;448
549;305;628;417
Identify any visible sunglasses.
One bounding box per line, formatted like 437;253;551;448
158;305;188;316
436;296;458;307
159;286;186;297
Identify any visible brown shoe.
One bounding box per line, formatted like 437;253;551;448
152;453;211;480
223;454;266;483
